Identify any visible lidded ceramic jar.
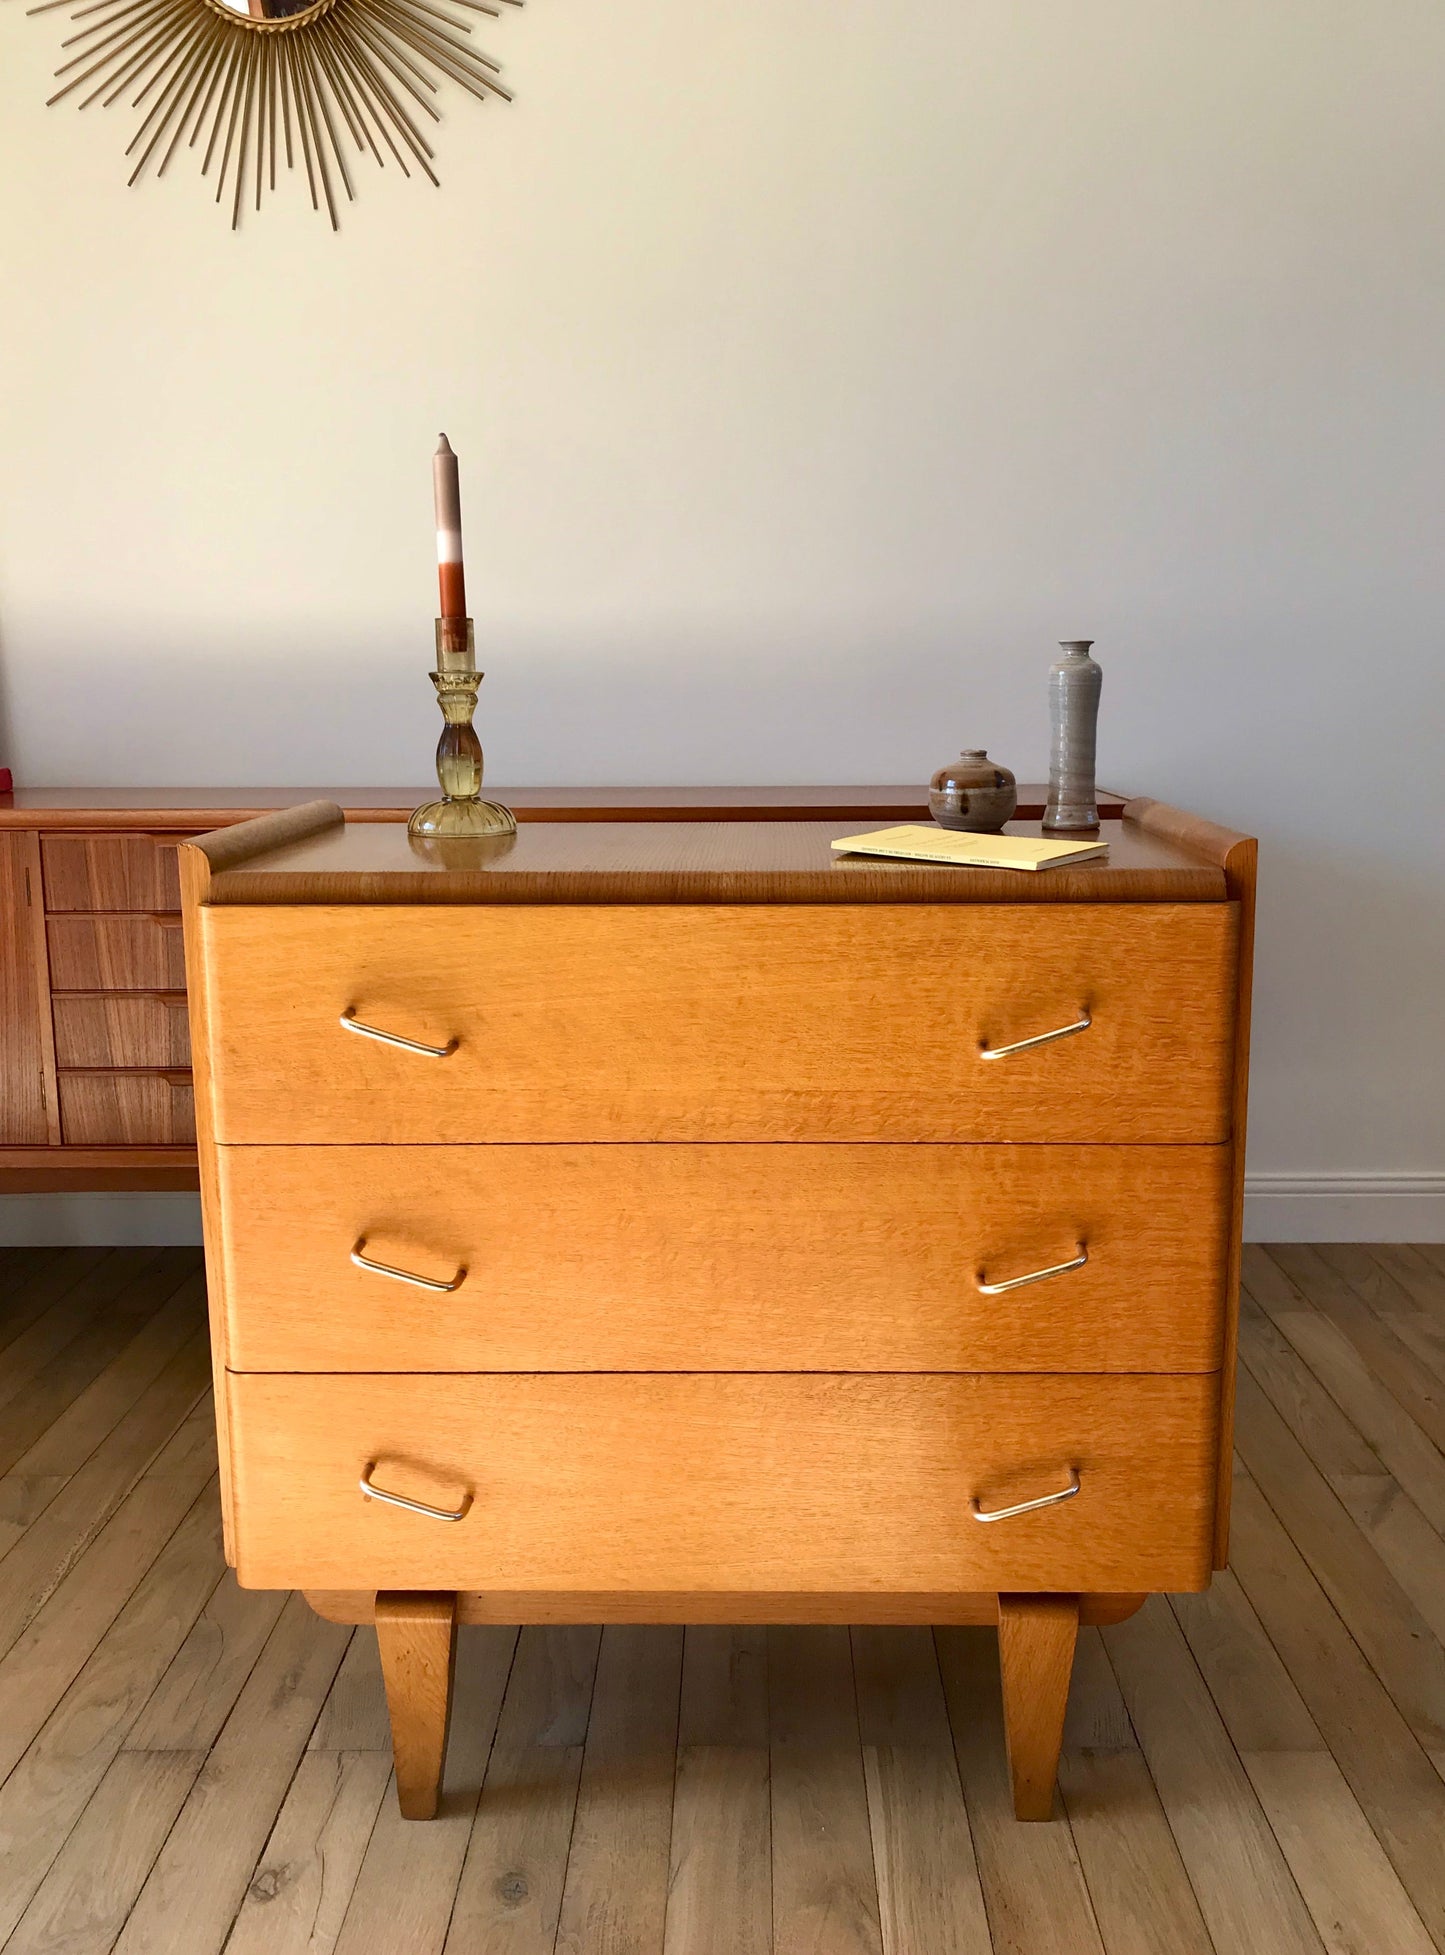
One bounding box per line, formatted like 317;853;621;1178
928;749;1018;833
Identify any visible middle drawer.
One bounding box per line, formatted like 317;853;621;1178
215;1143;1229;1373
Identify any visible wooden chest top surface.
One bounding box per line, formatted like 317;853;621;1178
196;810;1227;906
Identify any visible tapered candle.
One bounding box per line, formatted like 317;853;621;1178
433;433;466;621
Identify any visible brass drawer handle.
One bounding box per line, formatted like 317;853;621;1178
979;1013;1091;1061
970;1469;1080;1524
976;1245;1088;1296
351;1238;467;1294
340;1007;458;1059
359;1463;472;1523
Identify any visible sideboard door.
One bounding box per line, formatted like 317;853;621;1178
0;834;54;1144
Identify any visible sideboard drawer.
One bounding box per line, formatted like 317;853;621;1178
54;993;192;1069
48;914;189;991
197;904;1237;1143
225;1370;1218;1594
58;1070;196;1145
215;1142;1229;1373
41;834;185;912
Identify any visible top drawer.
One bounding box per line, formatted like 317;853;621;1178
42;834;186;912
197;903;1238;1144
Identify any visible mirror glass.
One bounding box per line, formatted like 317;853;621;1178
213;0;327;16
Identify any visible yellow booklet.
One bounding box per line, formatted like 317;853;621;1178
830;824;1109;871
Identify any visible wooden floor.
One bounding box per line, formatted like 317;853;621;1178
0;1245;1444;1954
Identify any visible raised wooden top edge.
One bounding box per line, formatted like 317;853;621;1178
0;784;1128;829
187;799;343;872
1122;796;1255;872
198;815;1229;907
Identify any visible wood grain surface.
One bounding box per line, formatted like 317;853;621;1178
56;1071;196;1147
196;816;1225;907
304;1590;1149;1627
47;914;189;991
0;834;52;1145
214;1142;1230;1374
40;834;185;912
53;993;192;1069
375;1591;457;1822
0;783;1127;830
1123;797;1258;1568
224;1370;1219;1595
198;903;1237;1145
998;1595;1080;1820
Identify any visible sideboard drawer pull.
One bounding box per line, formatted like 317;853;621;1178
970;1468;1080;1524
359;1463;472;1523
976;1245;1088;1296
340;1008;458;1059
979;1013;1091;1061
351;1238;467;1294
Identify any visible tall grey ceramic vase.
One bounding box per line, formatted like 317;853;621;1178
1043;639;1102;832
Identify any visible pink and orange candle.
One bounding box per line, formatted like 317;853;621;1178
433;433;467;623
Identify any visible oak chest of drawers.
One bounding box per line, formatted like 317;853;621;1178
181;796;1256;1823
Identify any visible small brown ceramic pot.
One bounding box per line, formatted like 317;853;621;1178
928;748;1018;832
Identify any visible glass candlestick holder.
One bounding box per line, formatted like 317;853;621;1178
408;619;517;840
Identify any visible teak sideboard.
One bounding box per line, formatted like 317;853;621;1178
179;796;1254;1824
0;784;1124;1191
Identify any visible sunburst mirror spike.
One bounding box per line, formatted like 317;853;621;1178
20;0;522;226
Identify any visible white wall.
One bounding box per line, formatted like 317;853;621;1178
2;0;1443;1239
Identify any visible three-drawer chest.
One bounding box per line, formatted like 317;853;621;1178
180;796;1256;1822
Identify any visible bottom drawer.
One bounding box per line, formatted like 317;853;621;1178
225;1371;1219;1595
58;1070;196;1145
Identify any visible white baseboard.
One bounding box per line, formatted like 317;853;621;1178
0;1194;204;1246
1243;1173;1445;1243
2;1174;1442;1248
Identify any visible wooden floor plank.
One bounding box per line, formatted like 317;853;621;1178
0;1247;104;1355
1317;1244;1445;1388
0;1483;226;1945
663;1626;773;1955
1056;1627;1215;1955
1232;1365;1445;1755
308;1628;392;1753
11;1274;206;1483
0;1249;160;1437
445;1626;601;1955
1240;1298;1445;1652
666;1745;773;1955
678;1625;768;1748
124;1568;288;1752
0;1329;211;1662
1103;1598;1324;1955
0;1409;217;1785
936;1625;1105;1955
0;1277;207;1560
109;1591;351;1955
1;1749;204;1955
224;1749;392;1955
1247;1753;1438;1955
1171;1573;1438;1955
1246;1260;1445;1543
554;1626;684;1955
1227;1463;1445;1944
332;1625;517;1955
1263;1246;1445;1453
768;1626;884;1955
851;1628;990;1955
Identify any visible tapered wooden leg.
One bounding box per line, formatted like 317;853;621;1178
997;1593;1079;1821
375;1590;457;1820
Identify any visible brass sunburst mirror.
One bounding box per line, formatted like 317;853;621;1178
26;0;522;227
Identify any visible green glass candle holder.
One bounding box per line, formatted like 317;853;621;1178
409;619;517;840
